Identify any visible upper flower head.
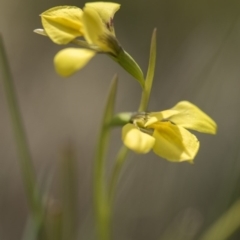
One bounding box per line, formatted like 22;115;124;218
35;2;122;76
35;2;145;84
39;2;120;51
122;101;217;163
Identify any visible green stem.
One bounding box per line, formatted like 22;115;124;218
108;145;129;206
0;36;42;222
107;29;157;235
94;29;157;240
94;76;118;240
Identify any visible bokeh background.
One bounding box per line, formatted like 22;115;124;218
1;0;240;239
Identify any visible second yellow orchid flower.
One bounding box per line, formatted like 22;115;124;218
122;101;217;163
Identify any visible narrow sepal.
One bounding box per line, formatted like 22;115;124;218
112;50;145;88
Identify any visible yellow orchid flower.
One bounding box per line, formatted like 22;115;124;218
122;101;217;163
34;2;121;77
34;2;145;84
38;2;120;48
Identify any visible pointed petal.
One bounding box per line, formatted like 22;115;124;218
82;6;120;54
54;48;96;77
41;6;83;44
85;2;120;34
152;122;199;162
169;101;217;134
145;110;179;127
122;124;155;154
113;50;144;88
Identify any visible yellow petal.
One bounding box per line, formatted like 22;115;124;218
85;2;120;34
169;101;217;134
122;124;155;154
54;48;96;77
82;7;104;45
145;110;179;127
152;122;199;162
82;6;120;54
41;6;83;44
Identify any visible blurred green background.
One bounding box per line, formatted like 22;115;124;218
1;0;240;239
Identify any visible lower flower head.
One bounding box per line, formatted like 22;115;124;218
122;101;217;163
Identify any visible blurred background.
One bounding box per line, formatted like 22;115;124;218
1;0;240;239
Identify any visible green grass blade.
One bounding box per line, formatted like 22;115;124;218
61;144;78;240
200;199;240;240
0;35;43;222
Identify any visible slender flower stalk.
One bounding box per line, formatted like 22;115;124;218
107;29;158;231
94;76;118;240
109;28;157;178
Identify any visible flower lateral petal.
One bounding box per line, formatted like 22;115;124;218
122;124;155;154
82;6;120;54
54;48;96;77
41;6;83;44
169;101;217;134
85;2;120;34
152;122;199;162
